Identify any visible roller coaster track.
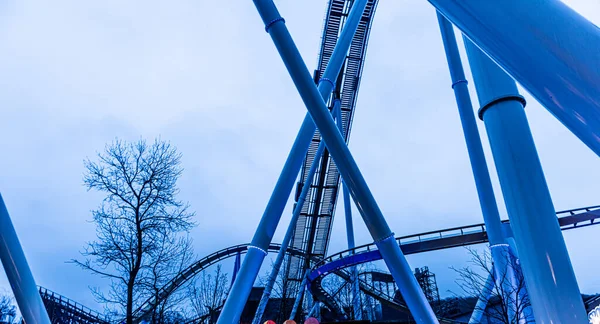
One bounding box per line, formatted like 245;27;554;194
308;205;600;321
132;243;305;322
286;0;380;285
132;205;598;322
38;286;109;324
586;295;600;309
314;268;459;323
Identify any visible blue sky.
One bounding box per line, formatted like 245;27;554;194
0;0;599;312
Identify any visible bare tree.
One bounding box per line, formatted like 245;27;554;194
144;233;195;324
72;138;195;324
188;265;229;324
256;258;299;322
0;292;16;323
322;273;354;315
331;264;388;318
451;248;533;324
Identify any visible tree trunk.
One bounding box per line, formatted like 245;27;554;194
126;281;134;324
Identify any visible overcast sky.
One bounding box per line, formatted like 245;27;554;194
0;0;599;312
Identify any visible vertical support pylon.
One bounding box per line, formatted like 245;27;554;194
289;269;310;320
344;183;362;320
428;0;600;156
217;1;369;322
307;301;320;319
248;1;438;323
335;100;361;320
464;38;587;323
0;194;52;324
252;102;341;324
468;272;494;324
230;251;241;290
436;13;518;321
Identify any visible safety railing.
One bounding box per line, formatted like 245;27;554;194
311;204;600;270
39;286;108;324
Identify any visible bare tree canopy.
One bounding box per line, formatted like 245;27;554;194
452;248;533;324
0;291;16;323
72;138;195;324
188;265;229;324
144;233;195;324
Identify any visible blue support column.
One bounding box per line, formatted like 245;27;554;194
464;39;587;323
217;1;369;322
335;101;361;320
250;1;438;322
307;302;320;319
252;102;341;324
343;184;356;251
344;183;362;320
289;270;310;320
230;251;241;289
436;13;518;321
468;272;494;324
0;194;51;324
428;0;600;157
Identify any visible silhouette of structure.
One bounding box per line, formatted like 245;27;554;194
38;287;108;324
1;0;600;323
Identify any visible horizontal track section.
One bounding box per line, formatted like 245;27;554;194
308;205;600;317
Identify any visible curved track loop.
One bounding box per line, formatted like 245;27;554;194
133;205;599;321
309;205;600;321
133;243;305;321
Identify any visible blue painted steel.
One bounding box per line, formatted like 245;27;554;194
345;183;361;320
307;206;600;292
437;14;518;320
464;39;587;322
343;186;356;251
216;116;313;323
230;251;241;289
428;0;600;156
217;0;369;322
374;235;435;322
252;104;341;324
250;0;437;322
308;250;381;283
289;270;310;320
468;272;494;324
307;302;320;319
506;236;519;259
336;103;361;320
0;194;51;324
436;12;504;247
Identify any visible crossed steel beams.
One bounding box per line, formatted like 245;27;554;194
131;205;599;322
315;268;458;323
235;0;440;322
308;206;600;316
226;0;600;321
286;0;379;286
132;243;307;322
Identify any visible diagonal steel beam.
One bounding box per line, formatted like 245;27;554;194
0;194;51;324
217;1;369;322
429;0;600;157
246;1;438;323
